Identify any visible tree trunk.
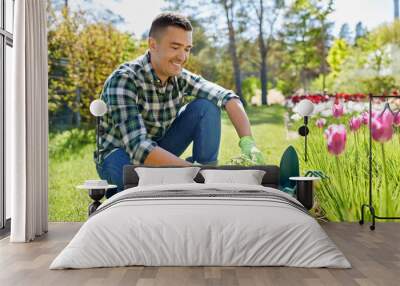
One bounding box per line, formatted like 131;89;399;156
321;20;327;91
228;28;244;105
260;52;268;105
258;1;268;105
222;0;246;106
74;88;81;127
301;21;308;91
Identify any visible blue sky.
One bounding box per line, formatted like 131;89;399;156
74;0;394;38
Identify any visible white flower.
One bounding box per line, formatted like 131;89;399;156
320;109;333;117
290;113;302;121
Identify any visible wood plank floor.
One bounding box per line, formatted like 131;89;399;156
0;222;399;286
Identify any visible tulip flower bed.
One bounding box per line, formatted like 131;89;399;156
289;97;400;222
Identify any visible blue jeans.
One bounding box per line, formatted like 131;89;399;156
96;98;221;198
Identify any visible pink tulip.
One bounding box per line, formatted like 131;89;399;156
332;102;344;118
394;112;400;126
324;124;347;155
361;111;377;125
361;112;369;125
371;109;395;217
371;110;394;143
316;118;326;128
349;116;362;132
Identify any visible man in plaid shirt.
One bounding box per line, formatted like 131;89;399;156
96;13;264;197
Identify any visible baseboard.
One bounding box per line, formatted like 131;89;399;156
0;218;11;239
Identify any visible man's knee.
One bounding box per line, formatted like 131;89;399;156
188;98;221;118
98;148;130;197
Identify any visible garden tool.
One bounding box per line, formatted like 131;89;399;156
304;170;329;179
279;145;299;196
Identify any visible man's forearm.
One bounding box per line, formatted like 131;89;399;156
144;146;192;166
225;98;252;138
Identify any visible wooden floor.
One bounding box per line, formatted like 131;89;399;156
0;222;399;286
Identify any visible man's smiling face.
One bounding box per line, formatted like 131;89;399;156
149;26;193;82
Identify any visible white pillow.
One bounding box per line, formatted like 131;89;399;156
200;169;266;185
135;167;201;186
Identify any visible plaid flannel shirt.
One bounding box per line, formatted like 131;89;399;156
96;51;239;164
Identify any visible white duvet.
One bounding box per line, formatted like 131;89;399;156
50;183;351;269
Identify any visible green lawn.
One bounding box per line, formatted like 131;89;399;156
49;104;299;221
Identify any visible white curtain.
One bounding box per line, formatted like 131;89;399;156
7;0;48;242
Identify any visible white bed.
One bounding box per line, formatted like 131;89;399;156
50;183;351;269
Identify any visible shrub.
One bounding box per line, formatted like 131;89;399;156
49;129;95;160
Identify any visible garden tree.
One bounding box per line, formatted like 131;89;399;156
50;0;68;9
216;0;246;105
185;17;210;56
179;29;236;90
266;38;298;95
232;39;261;103
69;23;146;123
48;4;146;125
355;21;367;43
174;36;217;89
328;21;400;95
164;0;247;105
339;23;352;44
279;1;313;91
377;20;400;45
280;0;333;91
327;38;349;78
245;32;303;96
371;21;400;90
357;35;391;77
314;0;334;90
149;1;212;74
48;5;82;125
51;0;126;26
244;0;285;105
164;1;233;89
238;38;261;77
357;28;397;94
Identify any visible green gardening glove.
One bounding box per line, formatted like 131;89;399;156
239;136;265;165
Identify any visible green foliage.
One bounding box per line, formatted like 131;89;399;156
324;20;400;94
242;76;260;103
356;35;391;76
48;5;147;124
280;0;334;90
355;21;368;42
375;20;400;45
327;38;350;78
48;8;80;114
309;73;335;92
274;79;291;96
49;129;95;160
362;76;398;95
339;23;352;44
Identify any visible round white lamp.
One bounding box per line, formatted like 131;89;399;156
297;99;315;117
90;99;107;117
90;99;107;164
296;99;315;162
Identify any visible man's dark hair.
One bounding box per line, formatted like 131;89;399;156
149;13;193;39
